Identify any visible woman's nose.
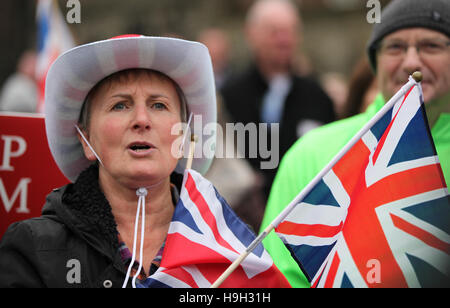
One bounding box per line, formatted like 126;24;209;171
132;104;151;131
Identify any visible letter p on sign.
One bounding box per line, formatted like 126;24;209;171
0;135;27;171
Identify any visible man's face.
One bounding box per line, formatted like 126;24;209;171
376;28;450;103
246;3;299;72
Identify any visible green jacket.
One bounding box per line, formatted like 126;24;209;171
260;94;450;287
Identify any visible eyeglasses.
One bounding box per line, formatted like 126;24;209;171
378;38;450;58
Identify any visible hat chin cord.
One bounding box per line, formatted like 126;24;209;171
74;125;150;287
122;116;191;287
75;125;104;166
75;120;193;287
123;187;147;288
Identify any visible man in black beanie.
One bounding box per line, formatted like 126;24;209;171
367;0;450;117
261;0;450;287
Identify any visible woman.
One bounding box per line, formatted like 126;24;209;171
0;35;217;288
0;35;291;288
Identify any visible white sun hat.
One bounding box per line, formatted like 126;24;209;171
45;35;217;182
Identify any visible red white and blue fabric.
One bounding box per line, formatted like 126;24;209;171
275;84;450;288
140;169;291;288
36;0;74;113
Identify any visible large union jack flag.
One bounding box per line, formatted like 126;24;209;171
275;82;450;288
141;169;291;288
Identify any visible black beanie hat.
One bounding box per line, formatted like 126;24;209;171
367;0;450;72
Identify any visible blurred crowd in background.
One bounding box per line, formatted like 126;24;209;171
0;0;389;231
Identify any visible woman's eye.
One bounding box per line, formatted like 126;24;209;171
152;102;167;110
112;102;127;110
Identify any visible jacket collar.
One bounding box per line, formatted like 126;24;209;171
41;164;119;258
42;164;184;262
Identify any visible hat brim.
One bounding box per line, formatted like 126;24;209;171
45;36;217;182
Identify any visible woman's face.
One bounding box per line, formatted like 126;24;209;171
81;71;182;189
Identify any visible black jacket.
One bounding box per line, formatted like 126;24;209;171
0;165;183;288
220;65;336;197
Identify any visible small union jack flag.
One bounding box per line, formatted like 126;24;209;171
275;82;450;287
141;169;291;288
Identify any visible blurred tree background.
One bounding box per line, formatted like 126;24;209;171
0;0;391;89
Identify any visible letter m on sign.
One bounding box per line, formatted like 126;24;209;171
0;178;31;214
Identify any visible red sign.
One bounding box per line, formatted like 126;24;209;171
0;112;69;238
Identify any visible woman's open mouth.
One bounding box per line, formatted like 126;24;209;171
128;142;155;155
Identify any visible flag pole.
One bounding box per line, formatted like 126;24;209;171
210;222;275;288
210;72;422;288
186;134;197;170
